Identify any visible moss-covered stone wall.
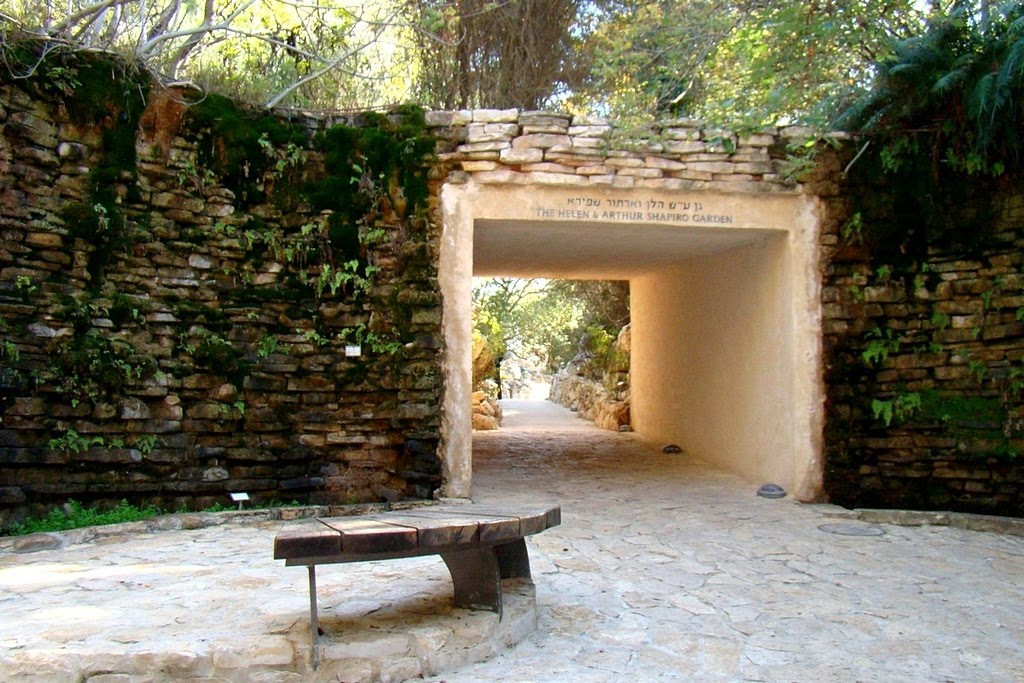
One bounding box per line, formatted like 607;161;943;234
0;51;443;528
815;155;1024;517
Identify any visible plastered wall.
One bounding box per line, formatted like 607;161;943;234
439;175;825;501
632;237;799;492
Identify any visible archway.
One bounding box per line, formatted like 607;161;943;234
439;181;824;501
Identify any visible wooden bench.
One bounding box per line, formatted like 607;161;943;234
273;503;561;668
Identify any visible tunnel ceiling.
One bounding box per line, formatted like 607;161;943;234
473;219;779;279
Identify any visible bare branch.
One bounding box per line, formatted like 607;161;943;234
263;16;391;110
136;0;255;59
48;0;135;37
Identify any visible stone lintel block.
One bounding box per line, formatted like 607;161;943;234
617;167;663;178
455;141;510;153
738;133;777;147
604;157;644;169
523;124;570;135
644;156;686;171
472;170;527;185
526;172;589;187
672;170;714;182
732;162;775;175
587;175;615;186
546;150;603;164
473;108;520;123
659;139;708;154
499;147;544;165
568;125;612;137
520;162;576;174
466;123;519;143
460;160;499;172
641;178;699;191
512;134;571;150
462;151;501;161
684;161;739;174
677;152;732;163
712;173;758;183
425;110;473;127
521;111;570;125
730;149;771;163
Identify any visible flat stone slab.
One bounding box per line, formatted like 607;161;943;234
3;400;1024;682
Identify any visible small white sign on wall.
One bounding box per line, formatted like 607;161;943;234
345;345;362;357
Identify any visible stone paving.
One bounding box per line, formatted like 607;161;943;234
3;399;1024;681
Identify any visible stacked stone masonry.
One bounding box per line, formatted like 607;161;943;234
3;79;1024;526
814;168;1024;517
425;109;814;194
0;78;444;527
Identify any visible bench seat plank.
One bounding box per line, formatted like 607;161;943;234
273;524;341;560
362;513;480;548
316;518;418;555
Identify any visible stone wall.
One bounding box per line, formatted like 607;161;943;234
816;165;1024;516
0;63;444;527
423;108;804;192
550;325;631;431
4;61;1024;525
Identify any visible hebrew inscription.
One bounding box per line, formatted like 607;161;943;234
535;196;735;225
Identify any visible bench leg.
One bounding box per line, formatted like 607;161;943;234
308;565;320;670
440;540;532;619
440;546;503;617
495;538;532;579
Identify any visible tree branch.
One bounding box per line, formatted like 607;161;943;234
263;11;394;109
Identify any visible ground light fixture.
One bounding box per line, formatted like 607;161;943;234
756;483;786;499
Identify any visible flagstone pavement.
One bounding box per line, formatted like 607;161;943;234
2;399;1024;682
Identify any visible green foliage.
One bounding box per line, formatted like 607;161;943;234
573;1;923;128
581;324;629;385
48;429;107;454
472;278;630;377
861;326;902;366
187;94;308;207
840;2;1024;258
308;109;434;230
179;327;249;379
5;499;163;537
338;324;402;355
256;335;280;358
43;332;155;407
871;391;922;426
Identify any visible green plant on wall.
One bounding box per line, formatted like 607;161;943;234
861;326;902;366
871;391;921;427
41;332;155;408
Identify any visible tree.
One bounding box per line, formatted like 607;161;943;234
571;0;927;129
835;0;1024;259
472;278;629;392
1;0;402;109
404;0;585;109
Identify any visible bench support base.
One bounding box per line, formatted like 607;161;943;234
304;539;532;670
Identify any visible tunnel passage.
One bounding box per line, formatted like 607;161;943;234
439;182;824;502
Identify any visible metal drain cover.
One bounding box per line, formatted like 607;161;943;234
818;523;885;537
